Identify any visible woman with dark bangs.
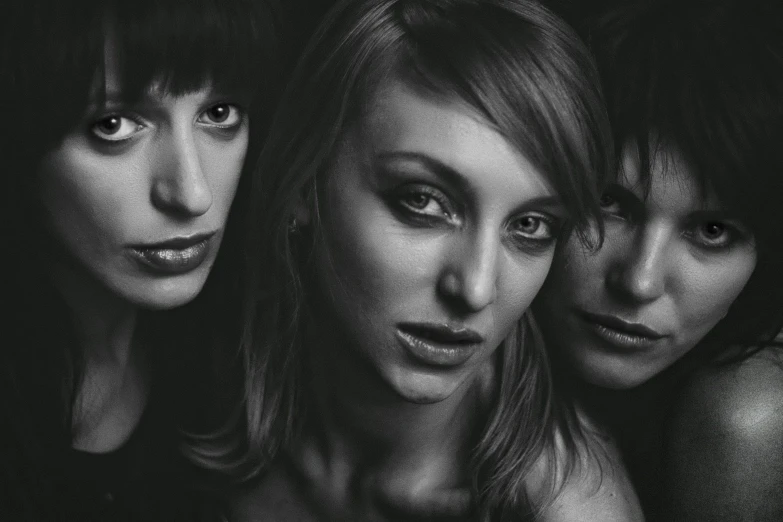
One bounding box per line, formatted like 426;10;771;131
0;0;277;520
223;0;643;520
535;0;783;519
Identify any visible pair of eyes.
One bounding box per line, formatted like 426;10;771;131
394;185;559;245
90;103;243;142
598;192;746;250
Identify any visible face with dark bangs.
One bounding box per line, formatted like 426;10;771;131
536;139;757;389
36;57;250;310
308;79;566;403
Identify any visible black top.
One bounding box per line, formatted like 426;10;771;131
63;399;228;522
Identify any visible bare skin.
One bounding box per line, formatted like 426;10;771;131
52;260;149;454
659;349;783;521
234;82;643;522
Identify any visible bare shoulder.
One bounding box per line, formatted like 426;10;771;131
660;348;783;521
669;348;783;441
525;415;645;522
230;463;320;522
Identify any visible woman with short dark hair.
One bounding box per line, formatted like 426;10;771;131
536;0;783;518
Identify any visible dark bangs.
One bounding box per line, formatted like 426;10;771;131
393;0;612;247
588;0;783;256
3;0;276;157
586;0;783;348
105;0;274;100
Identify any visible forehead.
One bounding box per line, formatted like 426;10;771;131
356;79;557;201
619;140;722;213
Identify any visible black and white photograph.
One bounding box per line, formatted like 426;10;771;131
2;0;781;520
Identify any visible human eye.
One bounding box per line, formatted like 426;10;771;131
390;184;456;225
599;190;626;218
685;220;750;250
196;102;244;129
506;213;560;250
90;114;145;142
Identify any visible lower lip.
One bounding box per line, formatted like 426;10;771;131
580;316;662;351
395;329;478;367
129;239;210;274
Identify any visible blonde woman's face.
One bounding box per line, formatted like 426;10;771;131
312;80;567;404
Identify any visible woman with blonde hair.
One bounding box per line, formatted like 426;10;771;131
216;0;643;519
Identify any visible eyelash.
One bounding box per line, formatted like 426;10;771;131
392;184;457;225
505;214;560;251
88;102;245;144
390;183;560;251
599;191;631;220
600;189;750;251
683;221;748;250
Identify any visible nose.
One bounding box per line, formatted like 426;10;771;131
438;227;499;314
606;223;668;303
151;126;212;217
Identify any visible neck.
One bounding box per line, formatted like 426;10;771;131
49;260;149;452
302;327;492;479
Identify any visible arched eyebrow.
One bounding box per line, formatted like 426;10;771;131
374;150;563;211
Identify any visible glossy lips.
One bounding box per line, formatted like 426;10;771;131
396;322;484;366
128;232;214;274
578;310;666;351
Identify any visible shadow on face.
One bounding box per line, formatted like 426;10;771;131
536;139;757;389
308;79;567;403
37;63;250;311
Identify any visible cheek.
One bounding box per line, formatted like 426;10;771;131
499;249;555;327
541;235;607;306
677;250;757;335
197;131;248;215
322;202;437;320
38;145;146;251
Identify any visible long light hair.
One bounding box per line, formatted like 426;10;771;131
223;0;612;518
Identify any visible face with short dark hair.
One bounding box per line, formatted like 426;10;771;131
310;80;567;403
37;66;249;310
536;141;757;389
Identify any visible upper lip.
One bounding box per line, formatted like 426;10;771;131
397;322;485;344
578;310;665;339
130;231;215;250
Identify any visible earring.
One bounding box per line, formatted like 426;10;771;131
288;216;299;234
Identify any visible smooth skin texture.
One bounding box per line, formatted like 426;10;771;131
38;82;248;311
235;81;642;521
659;349;783;521
36;71;249;453
313;80;565;405
537;141;757;389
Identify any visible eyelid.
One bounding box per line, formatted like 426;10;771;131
400;184;456;216
89;112;147;143
196;102;245;128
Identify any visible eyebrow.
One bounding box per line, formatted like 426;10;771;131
609;182;746;229
374;150;563;210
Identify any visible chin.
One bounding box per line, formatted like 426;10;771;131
576;356;653;390
387;369;466;404
121;275;210;311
